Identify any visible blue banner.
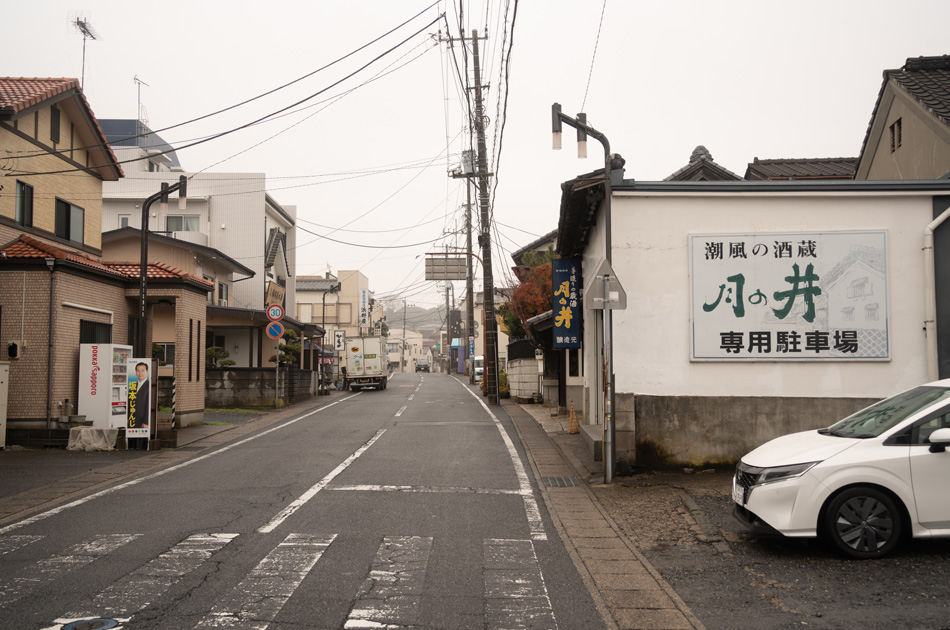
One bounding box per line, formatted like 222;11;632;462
552;259;581;348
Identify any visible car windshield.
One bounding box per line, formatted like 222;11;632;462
828;385;950;438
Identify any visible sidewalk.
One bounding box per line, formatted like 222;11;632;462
503;398;705;630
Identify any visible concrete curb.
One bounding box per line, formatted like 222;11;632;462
503;399;706;630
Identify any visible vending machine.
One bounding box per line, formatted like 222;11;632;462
78;343;133;428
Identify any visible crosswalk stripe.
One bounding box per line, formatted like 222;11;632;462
345;536;433;629
196;533;335;629
0;534;140;608
0;535;43;556
484;539;558;629
56;533;239;623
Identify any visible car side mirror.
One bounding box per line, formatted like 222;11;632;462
928;427;950;453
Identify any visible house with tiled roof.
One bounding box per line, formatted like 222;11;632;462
745;157;857;180
855;55;950;180
0;78;213;442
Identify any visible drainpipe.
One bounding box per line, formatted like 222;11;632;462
45;258;55;429
924;207;950;381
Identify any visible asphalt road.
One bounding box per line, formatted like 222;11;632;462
596;469;950;630
0;373;604;629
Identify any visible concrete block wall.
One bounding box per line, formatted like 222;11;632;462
617;393;880;468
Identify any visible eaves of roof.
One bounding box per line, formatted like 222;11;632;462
101;227;255;277
0;77;123;180
856;56;950;175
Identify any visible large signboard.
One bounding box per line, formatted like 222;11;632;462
552;259;581;349
690;231;889;361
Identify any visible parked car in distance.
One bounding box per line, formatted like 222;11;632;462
473;355;484;382
415;358;430;372
733;380;950;558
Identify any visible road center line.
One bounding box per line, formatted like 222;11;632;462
395;405;408;417
0;395;361;535
257;429;386;534
331;484;521;495
457;382;547;541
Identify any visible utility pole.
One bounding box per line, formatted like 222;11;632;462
471;30;499;405
445;285;451;373
402;299;407;373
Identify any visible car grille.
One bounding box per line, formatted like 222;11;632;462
734;462;759;504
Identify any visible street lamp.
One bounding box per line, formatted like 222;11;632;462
138;175;187;357
320;281;341;394
551;104;625;483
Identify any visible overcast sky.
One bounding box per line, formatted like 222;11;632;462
5;1;950;309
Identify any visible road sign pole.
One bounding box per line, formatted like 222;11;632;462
604;273;615;484
275;336;280;410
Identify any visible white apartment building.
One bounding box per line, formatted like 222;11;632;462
99;120;304;368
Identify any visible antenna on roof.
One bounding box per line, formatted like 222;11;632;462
134;75;150;149
68;10;99;89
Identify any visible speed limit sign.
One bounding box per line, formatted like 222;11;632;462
267;304;284;321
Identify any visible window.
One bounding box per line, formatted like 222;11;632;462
15;181;33;227
218;282;229;303
153;342;175;367
54;199;84;243
166;215;200;232
119;214;131;229
79;319;112;344
50;105;60;143
204;275;215;304
890;118;902;152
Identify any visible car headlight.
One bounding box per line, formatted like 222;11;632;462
739;461;820;487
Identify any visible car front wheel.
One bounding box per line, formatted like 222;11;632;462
823;486;902;559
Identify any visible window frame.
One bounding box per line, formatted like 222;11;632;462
15;180;33;227
54;198;85;243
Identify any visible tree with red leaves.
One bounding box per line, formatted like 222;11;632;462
500;249;554;339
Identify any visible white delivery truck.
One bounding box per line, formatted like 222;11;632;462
344;335;388;391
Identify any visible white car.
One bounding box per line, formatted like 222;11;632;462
733;380;950;558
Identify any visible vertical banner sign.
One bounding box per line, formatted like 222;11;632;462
334;330;346;351
127;358;151;439
552;259;582;349
690;231;889;361
359;289;369;331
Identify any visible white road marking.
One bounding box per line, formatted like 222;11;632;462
48;533;239;628
395;405;407;417
0;395;360;536
197;533;335;629
458;383;547;541
0;535;42;555
332;484;521;495
484;539;558;629
257;429;386;534
0;534;140;607
345;536;432;629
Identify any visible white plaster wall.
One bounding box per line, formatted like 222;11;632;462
608;191;933;399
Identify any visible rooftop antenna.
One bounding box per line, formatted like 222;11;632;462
68;11;99;89
134;75;150;149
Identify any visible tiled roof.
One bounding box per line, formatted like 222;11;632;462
0;77;123;179
0;234;211;286
745;157;857;180
296;277;339;291
857;56;950;173
104;261;213;286
664;146;741;181
1;234;125;277
0;77;79;113
891;55;950;128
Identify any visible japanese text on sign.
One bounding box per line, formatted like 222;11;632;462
552;259;581;349
690;231;889;361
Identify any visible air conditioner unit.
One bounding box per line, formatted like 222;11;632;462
217;299;228;307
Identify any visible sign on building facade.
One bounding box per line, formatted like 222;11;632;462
552;259;581;349
690;231;889;361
